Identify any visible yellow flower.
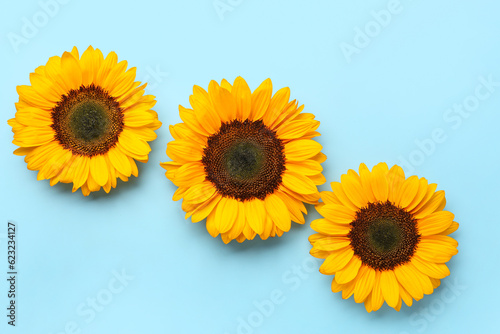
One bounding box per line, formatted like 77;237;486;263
310;163;459;312
161;77;326;243
8;46;162;196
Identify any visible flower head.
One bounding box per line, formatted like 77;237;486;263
310;163;459;312
161;77;326;243
8;46;161;195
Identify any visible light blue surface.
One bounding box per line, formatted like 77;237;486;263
1;0;499;333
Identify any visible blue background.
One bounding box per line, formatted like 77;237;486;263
1;0;499;333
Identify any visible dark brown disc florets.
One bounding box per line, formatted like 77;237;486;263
202;119;286;201
348;201;421;271
51;84;124;156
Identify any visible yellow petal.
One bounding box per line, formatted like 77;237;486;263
370;162;389;202
341;171;368;209
95;51;118;87
411;255;450;279
264;194;291;232
86;172;101;192
29;72;63;103
25;141;59;170
354;265;376;303
341;279;357;300
438;221;459;236
207;80;232;123
286;160;323;175
172;162;205;187
310;219;351;236
417;211;454;236
109;67;138;98
335;256;362;284
80;46;103;86
406;263;434;295
396;175;419;208
16;85;54;109
415;236;458;263
413;190;446;219
312;237;351;251
275;190;305;224
107;147;132;176
359;163;376;203
270;100;301;129
90;155;108;186
60;51;82;90
205;209;219;237
70;46;79;59
308;233;324;245
319;247;354;275
405;178;429;211
184;182;217;204
331;278;343;293
310;248;331;259
312;152;327;164
37;146;71;180
430;277;441;289
101;60;128;92
380;270;400;308
399;285;413;307
242;220;257;240
232;76;252;120
364;294;374;312
15;107;52;127
282;171;317;195
128;156;139;175
169;123;205;146
410;183;438;214
394;264;424;300
13;127;54;147
317;204;356;224
371;271;384;311
123;109;156;127
263;87;290;127
276;119;317;140
246;199;266;234
72;155;90;189
250;78;272;121
43;56;68;93
190;85;221;134
227;201;246;240
118;130;151;156
179;105;210;136
260;215;274;240
320;191;342;206
166;139;202;163
191;195;222;223
330;182;359;211
394;297;403;312
284;139;322;161
387;164;405;203
214;197;238;233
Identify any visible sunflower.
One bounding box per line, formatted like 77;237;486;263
310;163;459;312
161;77;326;243
8;46;162;195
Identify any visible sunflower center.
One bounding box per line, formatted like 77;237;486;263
51;84;124;156
367;219;403;253
69;101;110;142
202;119;285;201
348;201;420;271
225;141;264;180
